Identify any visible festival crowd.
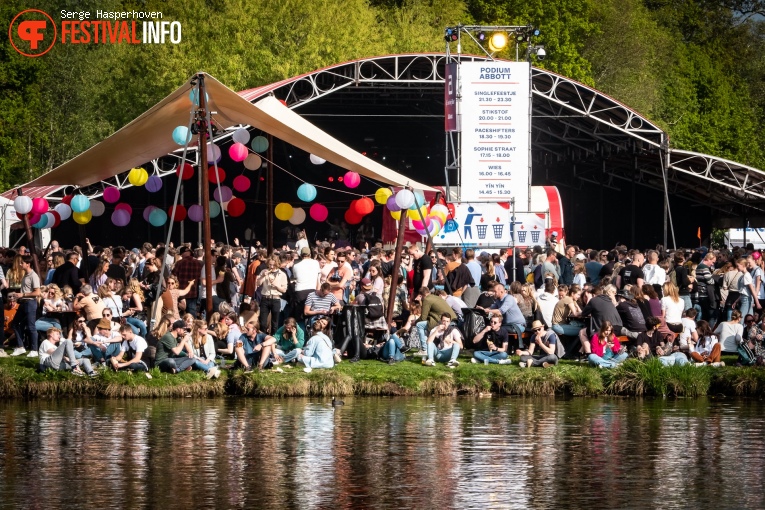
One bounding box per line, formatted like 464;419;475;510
1;230;762;377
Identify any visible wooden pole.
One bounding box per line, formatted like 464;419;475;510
267;134;274;255
198;75;214;318
385;195;409;326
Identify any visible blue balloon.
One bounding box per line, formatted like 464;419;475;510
172;126;191;146
149;208;168;227
412;191;426;209
297;183;317;202
70;195;90;213
33;216;48;229
209;201;221;218
189;89;209;106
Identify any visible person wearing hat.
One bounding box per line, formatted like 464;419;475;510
292;246;321;324
517;320;559;368
615;288;646;338
83;317;123;365
155;319;198;374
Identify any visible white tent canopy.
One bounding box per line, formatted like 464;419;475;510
10;72;435;192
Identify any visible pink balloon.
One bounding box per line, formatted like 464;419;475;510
344;171;361;188
115;203;132;215
31;197;49;215
111;209;130;227
103;187;120;203
187;204;204;222
28;213;41;225
309;203;328;222
143;206;157;222
233;175;251;192
213;185;233;203
229;143;249;162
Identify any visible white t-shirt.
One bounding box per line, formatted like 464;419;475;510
739;271;754;298
752;267;765;299
678;317;696;347
295;238;309;253
643;264;667;286
292;258;321;292
38;339;55;364
661;296;684;324
120;335;148;355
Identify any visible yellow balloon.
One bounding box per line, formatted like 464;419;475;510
407;205;428;220
375;187;392;205
390;210;401;220
128;167;149;186
274;202;294;221
73;210;92;225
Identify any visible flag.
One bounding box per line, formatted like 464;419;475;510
697;227;701;240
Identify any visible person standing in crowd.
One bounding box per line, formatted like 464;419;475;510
414;287;457;356
9;255;41;357
445;249;473;298
292;247;321;322
172;246;202;318
410;244;434;293
642;250;666;297
52;251;82;295
695;252;718;325
257;255;288;334
585;250;603;285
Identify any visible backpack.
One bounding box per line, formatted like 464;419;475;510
363;292;384;320
738;341;756;366
461;308;486;344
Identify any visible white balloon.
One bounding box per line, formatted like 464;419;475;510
54;203;72;221
206;143;222;163
395;189;415;210
13;196;33;215
243;153;262;170
43;212;56;229
309;154;326;165
232;128;250;145
90;200;106;217
289;207;306;225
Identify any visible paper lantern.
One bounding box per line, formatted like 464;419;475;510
344;171;361;189
209;166;226;184
407;205;428;220
70;195;90;213
50;211;61;228
289;207;306;225
375;188;392;205
233;175;251;193
33;215;47;229
145;175;163;193
345;209;362;225
232;128;250;145
251;136;268;153
395;189;415;210
128;167;149;186
103;187;120;204
172;125;191;145
412;191;426;209
31;197;48;215
149;208;167;227
28;213;41;226
189;89;208;106
188;204;204;222
89;200;105;217
13;196;33;215
207;143;222;163
43;212;56;229
243;154;262;170
227;197;246;217
111;209;131;227
354;197;374;216
61;195;73;206
73;210;92;225
229;143;249;162
176;163;194;181
309;203;328;222
274;203;293;221
390;210;402;220
297;183;317;202
115;203;132;215
209;201;221;218
412;218;429;230
169;204;187;222
211;185;232;203
386;195;401;212
309;154;326;165
53;203;71;221
143;206;157;222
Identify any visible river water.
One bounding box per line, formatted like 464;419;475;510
0;397;763;509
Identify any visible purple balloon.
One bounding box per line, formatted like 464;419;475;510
386;195;401;212
213;185;233;203
145;175;163;193
111;209;131;227
143;206;157;222
188;204;204;222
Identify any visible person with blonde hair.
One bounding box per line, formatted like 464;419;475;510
661;281;685;334
189;319;219;376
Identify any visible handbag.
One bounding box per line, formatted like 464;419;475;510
111;296;127;325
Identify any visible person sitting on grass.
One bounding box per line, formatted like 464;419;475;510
155;319;211;376
216;312;243;359
380;313;417;364
423;312;463;369
84;318;123;365
471;315;510;364
234;321;278;372
415;287;457;357
635;316;663;360
109;324;152;377
297;317;336;373
477;281;526;351
273;317;305;365
516;320;559;368
189;320;220;377
38;327;97;377
587;320;628;368
689;320;723;367
656;332;690;367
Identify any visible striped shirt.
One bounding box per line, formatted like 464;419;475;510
305;291;338;313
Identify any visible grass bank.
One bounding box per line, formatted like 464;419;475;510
2;353;764;399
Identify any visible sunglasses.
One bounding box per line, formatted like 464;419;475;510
77;320;86;323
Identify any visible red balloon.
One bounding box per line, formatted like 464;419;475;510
227;197;245;217
208;166;226;184
233;175;251;193
354;197;374;216
50;211;61;228
169;204;187;222
345;209;362;225
115;203;132;215
61;195;73;206
176;163;194;180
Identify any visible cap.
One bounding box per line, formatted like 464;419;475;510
172;320;187;330
575;253;586;261
616;289;634;300
300;246;311;256
551;231;558;237
97;318;112;330
361;278;372;287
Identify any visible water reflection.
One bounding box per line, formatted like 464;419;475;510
1;397;764;509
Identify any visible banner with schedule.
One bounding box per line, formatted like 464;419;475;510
459;61;530;205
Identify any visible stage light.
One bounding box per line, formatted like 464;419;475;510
477;31;485;41
444;28;458;42
533;28;540;36
488;32;508;52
